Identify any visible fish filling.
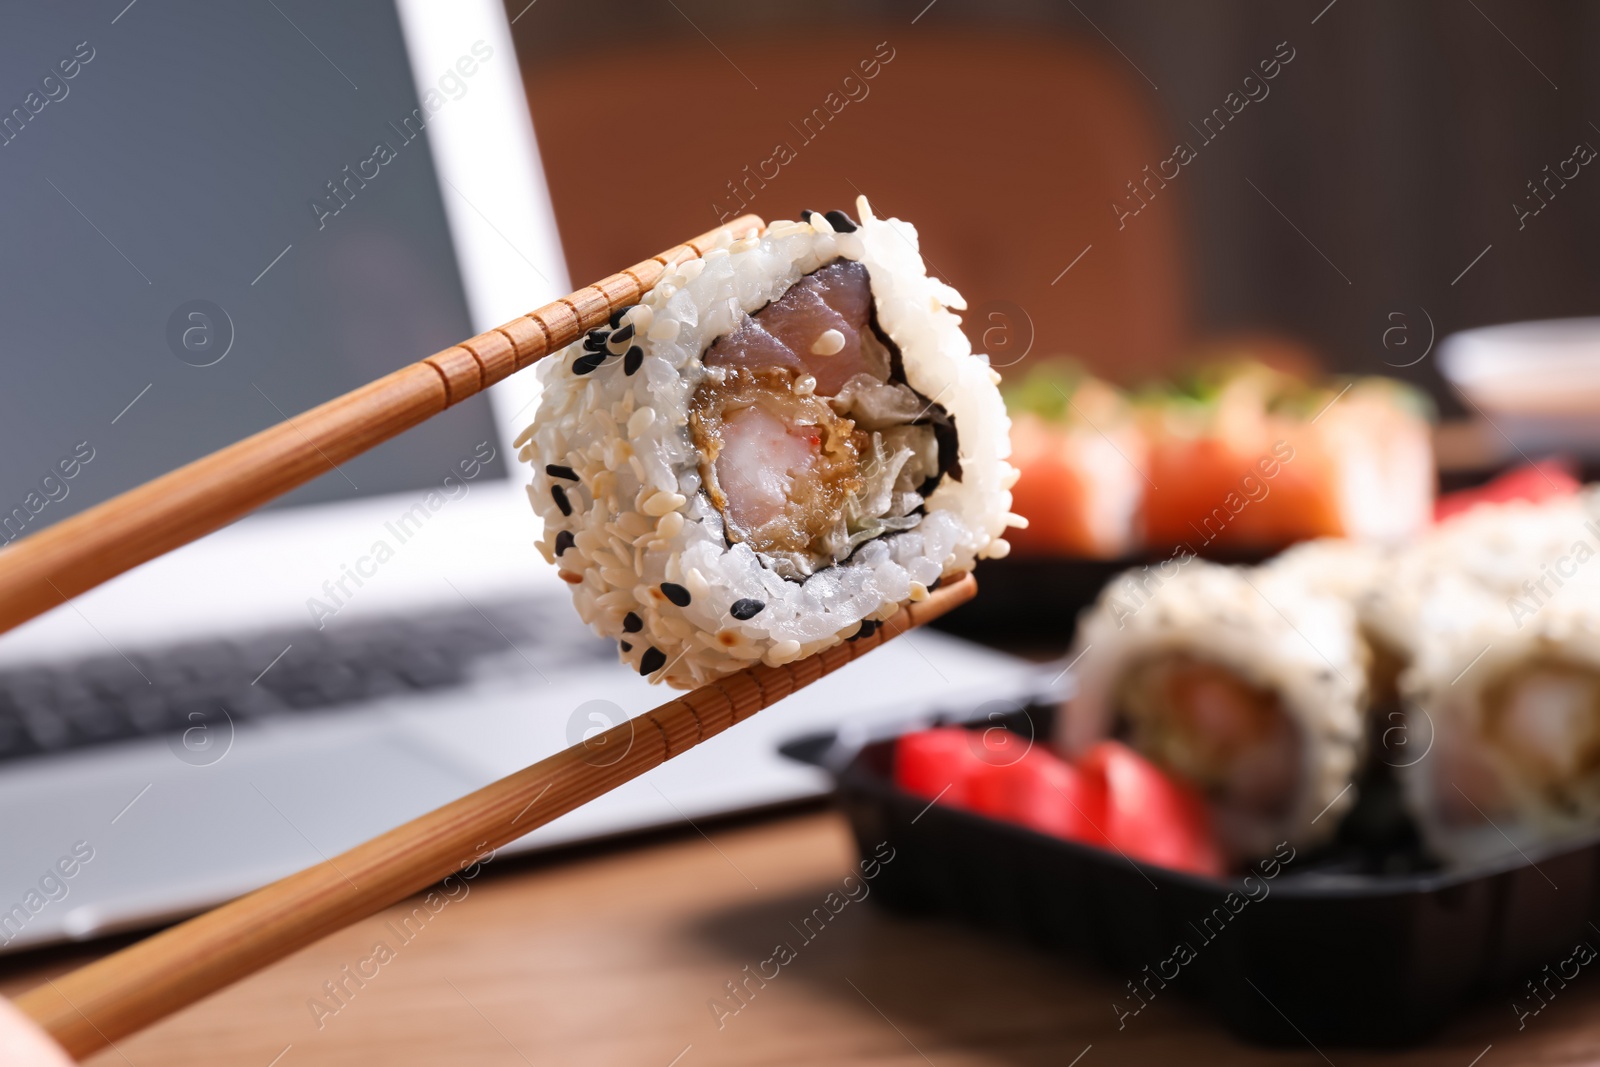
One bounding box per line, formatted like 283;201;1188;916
1116;655;1301;818
690;259;956;579
1482;659;1600;812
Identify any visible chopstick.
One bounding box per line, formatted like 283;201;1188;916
0;215;763;639
15;573;975;1059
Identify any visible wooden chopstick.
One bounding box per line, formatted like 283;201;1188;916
15;573;976;1059
0;215;764;638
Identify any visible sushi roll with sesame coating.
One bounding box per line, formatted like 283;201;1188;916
1061;559;1369;863
518;198;1019;688
1378;491;1600;865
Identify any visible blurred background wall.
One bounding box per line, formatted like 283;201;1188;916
508;0;1600;413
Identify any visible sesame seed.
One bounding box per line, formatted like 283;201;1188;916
620;640;632;653
623;611;643;633
551;484;572;516
642;490;686;517
609;305;631;328
848;619;880;641
624;345;644;375
729;598;765;620
800;209;816;221
810;329;845;356
627;407;656;436
586;328;610;347
545;464;580;481
824;210;858;233
639;647;666;675
554;530;576;555
573;351;608;375
660;582;691;607
610;322;635;344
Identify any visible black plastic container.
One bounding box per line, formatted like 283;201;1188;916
783;706;1600;1047
928;552;1269;649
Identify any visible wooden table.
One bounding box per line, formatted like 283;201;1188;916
4;808;1599;1066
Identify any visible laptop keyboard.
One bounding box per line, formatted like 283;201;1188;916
0;598;611;763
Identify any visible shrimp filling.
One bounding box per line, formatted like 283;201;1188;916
1116;655;1301;817
1482;660;1600;811
690;260;956;579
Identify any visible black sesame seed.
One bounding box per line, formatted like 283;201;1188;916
639;647;666;675
586;328;610;347
623;345;643;375
554;530;576;555
622;611;643;633
660;582;691;607
800;209;816;221
545;464;580;481
550;484;572;516
609;305;632;329
824;210;858;233
610;322;634;344
582;335;607;352
848;619;880;642
620;641;632;653
573;351;608;375
729;598;766;621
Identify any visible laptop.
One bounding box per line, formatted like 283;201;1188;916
0;0;1041;953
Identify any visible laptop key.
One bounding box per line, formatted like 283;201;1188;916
0;599;583;765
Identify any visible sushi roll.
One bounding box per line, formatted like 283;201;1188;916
1400;594;1600;865
1138;363;1434;552
519;198;1019;688
1002;361;1146;559
1384;491;1600;864
1061;559;1368;862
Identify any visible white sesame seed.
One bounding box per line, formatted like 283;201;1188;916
810;329;846;356
685;567;709;598
642;490;686;517
627;407;656;437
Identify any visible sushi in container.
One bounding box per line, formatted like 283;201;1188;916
783;700;1600;1046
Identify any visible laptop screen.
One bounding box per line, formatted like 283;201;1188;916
0;0;506;542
